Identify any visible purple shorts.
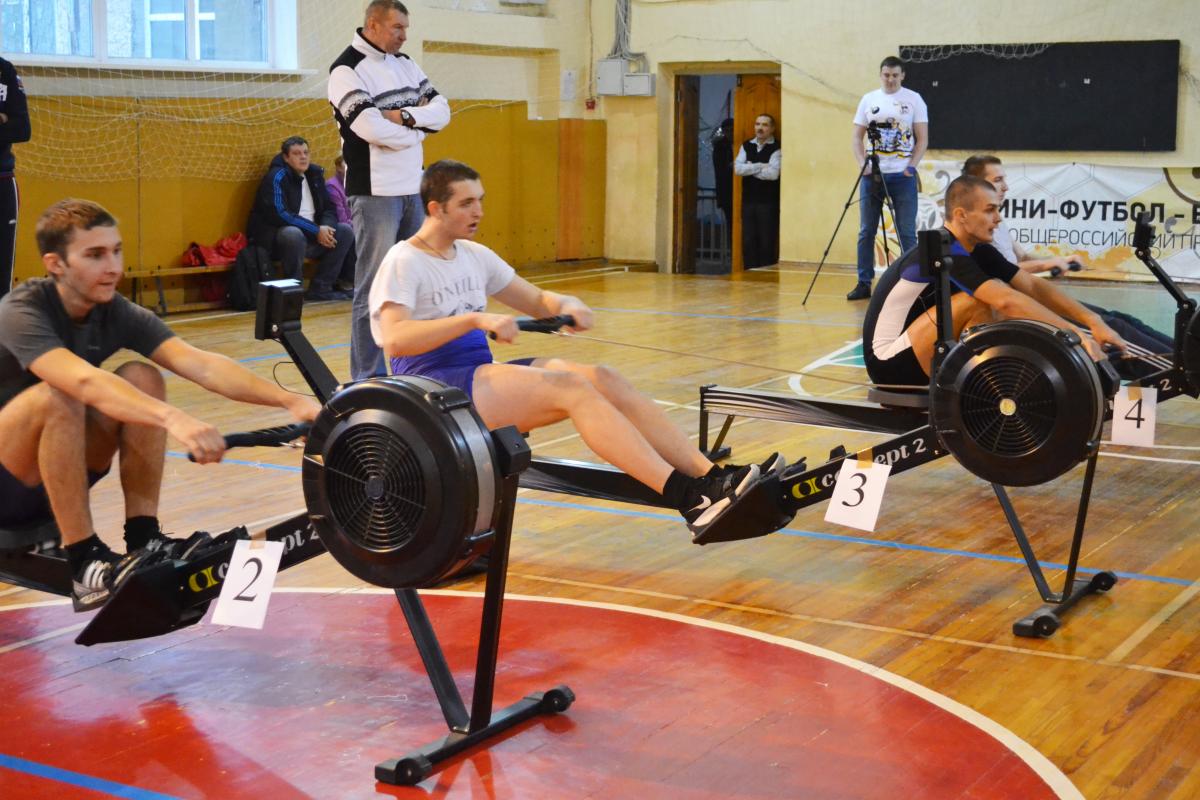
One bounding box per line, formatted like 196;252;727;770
407;357;537;400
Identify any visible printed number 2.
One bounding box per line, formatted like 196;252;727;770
1124;399;1145;428
235;557;263;602
841;472;868;508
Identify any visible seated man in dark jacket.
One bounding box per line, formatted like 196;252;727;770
248;136;355;301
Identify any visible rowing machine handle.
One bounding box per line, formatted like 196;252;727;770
187;422;311;462
488;315;577;339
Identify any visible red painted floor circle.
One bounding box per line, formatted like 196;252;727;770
0;591;1074;799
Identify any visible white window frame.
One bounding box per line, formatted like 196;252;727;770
7;0;299;72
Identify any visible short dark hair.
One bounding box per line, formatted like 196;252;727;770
281;136;308;156
36;199;118;260
962;155;1003;178
945;175;996;216
755;113;776;127
880;56;905;71
365;0;408;25
421;159;481;207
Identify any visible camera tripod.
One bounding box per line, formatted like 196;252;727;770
803;122;898;304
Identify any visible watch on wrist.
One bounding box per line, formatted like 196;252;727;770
400;109;414;126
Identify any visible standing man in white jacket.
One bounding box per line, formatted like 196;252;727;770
329;0;451;380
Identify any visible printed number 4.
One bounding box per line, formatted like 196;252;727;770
235;557;263;602
1124;398;1144;428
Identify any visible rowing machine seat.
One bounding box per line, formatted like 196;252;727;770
866;387;930;410
0;519;59;553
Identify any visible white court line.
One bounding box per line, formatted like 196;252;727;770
168;310;250;326
1107;580;1200;662
0;586;29;598
788;339;865;397
0;619;85;653
1102;441;1200;450
1098;452;1200;466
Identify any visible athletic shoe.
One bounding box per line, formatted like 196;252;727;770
109;545;176;592
680;464;760;533
72;555;116;612
143;531;214;561
719;452;786;479
846;282;872;300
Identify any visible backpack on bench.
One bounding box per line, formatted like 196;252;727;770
229;245;274;311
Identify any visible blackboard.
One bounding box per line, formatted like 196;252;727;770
898;41;1179;151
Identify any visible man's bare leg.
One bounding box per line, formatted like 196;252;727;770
472;363;675;492
904;293;997;375
110;362;167;519
529;359;713;477
0;383;98;546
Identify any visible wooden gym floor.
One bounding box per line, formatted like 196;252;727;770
1;262;1198;798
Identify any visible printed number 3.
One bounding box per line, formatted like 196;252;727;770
235;557;263;602
841;472;867;508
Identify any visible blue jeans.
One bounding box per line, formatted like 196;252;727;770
857;171;918;284
348;194;426;381
272;223;355;291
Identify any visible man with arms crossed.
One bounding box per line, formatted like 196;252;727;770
0;200;321;610
329;0;451;380
863;176;1126;388
370;160;780;540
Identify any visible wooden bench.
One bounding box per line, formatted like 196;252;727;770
125;264;234;315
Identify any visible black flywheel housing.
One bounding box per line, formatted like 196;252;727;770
301;376;499;588
930;320;1109;487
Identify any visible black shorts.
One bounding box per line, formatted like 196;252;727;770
865;347;928;390
0;463;110;527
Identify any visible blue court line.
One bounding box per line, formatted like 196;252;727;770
167;452;1190;589
515;497;1195;588
0;754;181;800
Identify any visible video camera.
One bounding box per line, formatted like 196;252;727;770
866;119;894;140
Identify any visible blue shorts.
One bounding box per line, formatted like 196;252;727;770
406;357;537;400
0;463;111;527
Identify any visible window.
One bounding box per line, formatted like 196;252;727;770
2;0;287;67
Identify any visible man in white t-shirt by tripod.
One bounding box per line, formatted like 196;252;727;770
848;56;929;300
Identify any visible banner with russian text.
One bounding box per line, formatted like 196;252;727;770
868;161;1200;281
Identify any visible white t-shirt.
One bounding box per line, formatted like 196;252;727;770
991;221;1018;264
368;239;516;347
853;87;928;173
298;178;315;222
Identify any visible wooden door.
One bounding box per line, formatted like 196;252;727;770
672;75;700;274
731;74;782;272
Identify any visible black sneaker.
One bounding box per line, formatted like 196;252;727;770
72;554;117;612
114;543;177;584
846;282;872;300
720;452;786;479
680;464;760;533
143;531;214;561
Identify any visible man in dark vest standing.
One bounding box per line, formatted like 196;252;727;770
733;113;781;269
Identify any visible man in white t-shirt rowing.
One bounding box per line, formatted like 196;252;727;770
848;56;929;300
368;159;780;541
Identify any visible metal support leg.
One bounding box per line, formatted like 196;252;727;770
375;432;575;787
993;454;1118;638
